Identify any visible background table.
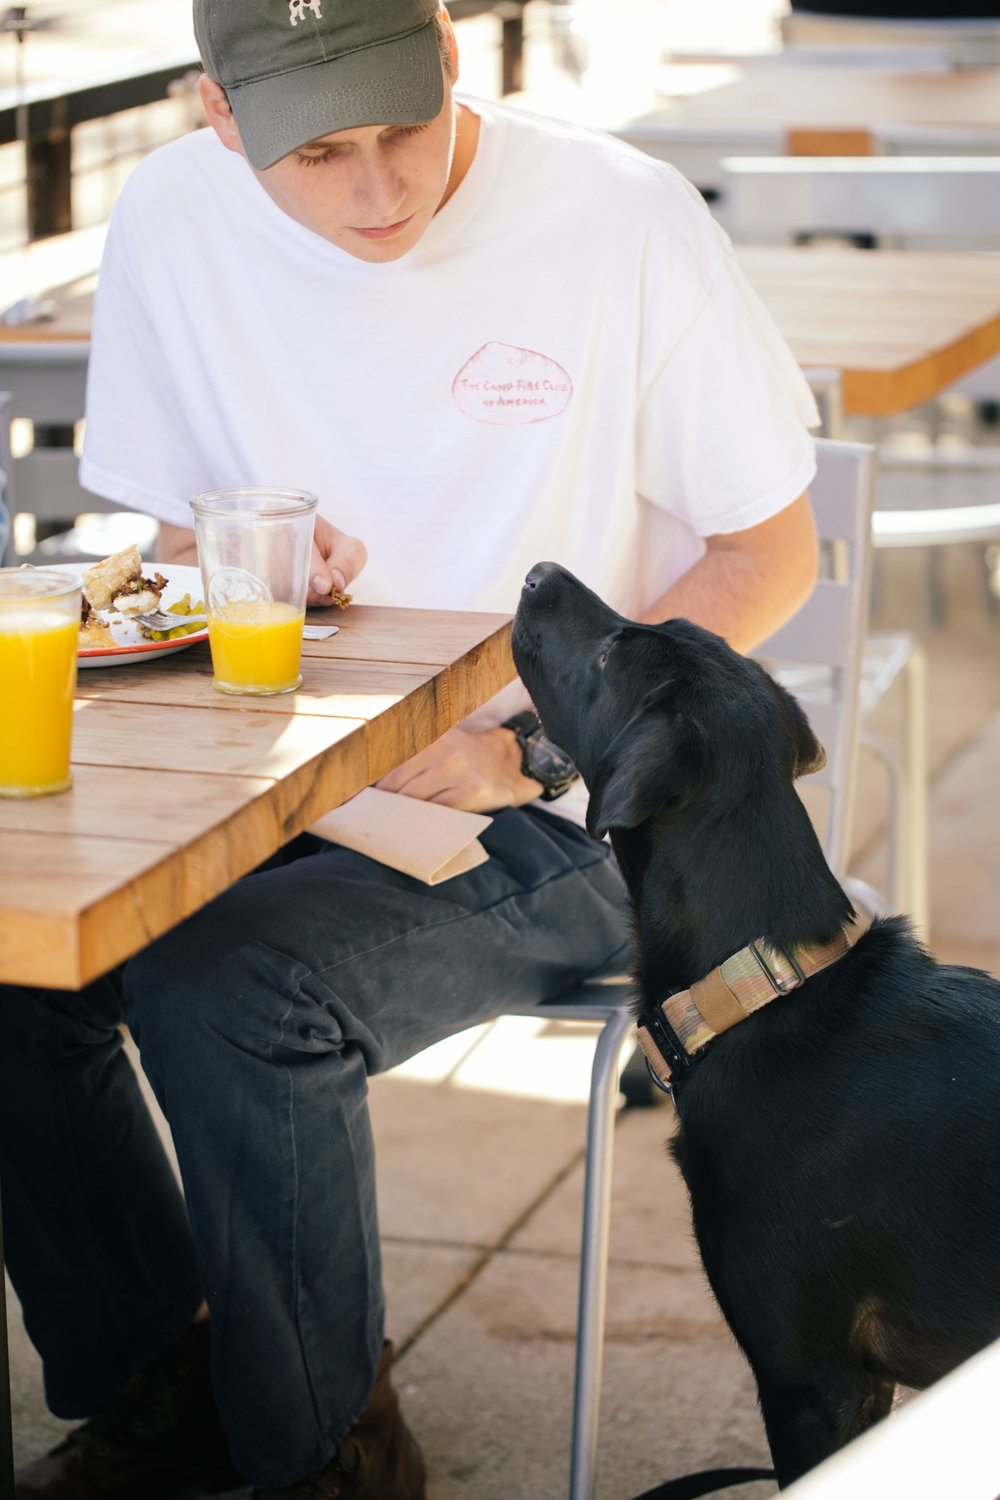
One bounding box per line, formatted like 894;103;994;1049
625;62;1000;157
596;62;1000;197
736;244;1000;417
0;604;515;992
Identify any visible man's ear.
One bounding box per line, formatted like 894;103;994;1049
438;7;460;81
586;704;699;839
198;74;245;157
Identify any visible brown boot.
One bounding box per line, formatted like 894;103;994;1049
14;1320;244;1500
251;1342;425;1500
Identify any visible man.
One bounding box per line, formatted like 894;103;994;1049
1;3;820;1497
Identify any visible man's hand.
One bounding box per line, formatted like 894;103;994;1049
158;515;367;607
377;726;543;813
308;515;367;606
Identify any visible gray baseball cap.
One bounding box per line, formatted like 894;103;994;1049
194;0;446;170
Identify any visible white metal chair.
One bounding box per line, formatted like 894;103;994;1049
755;438;927;934
508;438;909;1500
610;120;784;199
719;155;1000;247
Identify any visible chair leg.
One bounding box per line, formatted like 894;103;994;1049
568;1008;636;1500
859;641;929;943
902;643;929;942
0;1185;14;1500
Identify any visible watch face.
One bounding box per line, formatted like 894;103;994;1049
526;729;576;789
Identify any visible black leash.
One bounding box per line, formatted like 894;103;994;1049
629;1465;776;1500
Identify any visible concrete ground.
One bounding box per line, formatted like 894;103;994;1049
6;2;1000;1497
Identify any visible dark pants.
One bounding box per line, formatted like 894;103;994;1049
0;806;629;1487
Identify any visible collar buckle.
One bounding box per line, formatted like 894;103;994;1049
636;993;691;1088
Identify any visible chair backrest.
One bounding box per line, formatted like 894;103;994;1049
0;340;114;526
610;122;785;197
753;437;877;881
719;156;1000;242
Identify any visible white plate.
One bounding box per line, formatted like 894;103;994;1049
70;563;209;668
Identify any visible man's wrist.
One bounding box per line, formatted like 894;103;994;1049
502;711;579;801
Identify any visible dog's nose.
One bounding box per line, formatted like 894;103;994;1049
523;561;560;590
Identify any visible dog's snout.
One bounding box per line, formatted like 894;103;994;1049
522;561;561;591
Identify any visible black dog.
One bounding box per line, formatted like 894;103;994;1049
512;561;1000;1490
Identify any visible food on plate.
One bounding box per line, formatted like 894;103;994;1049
81;543;166;616
77;612;116;649
148;594;207;642
77;546;204;650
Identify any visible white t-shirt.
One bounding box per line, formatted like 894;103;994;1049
81;96;817;823
82;95;815;601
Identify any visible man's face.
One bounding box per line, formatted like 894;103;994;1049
201;71;462;264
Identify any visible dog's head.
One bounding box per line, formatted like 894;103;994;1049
511;562;825;841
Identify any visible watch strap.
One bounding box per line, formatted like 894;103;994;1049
502;711;579;801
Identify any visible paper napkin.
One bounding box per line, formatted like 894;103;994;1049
308;786;493;885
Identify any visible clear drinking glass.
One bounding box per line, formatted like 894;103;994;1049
0;567;81;797
190;487;318;696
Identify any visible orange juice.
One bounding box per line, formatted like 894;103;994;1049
208;600;305;694
0;610;79;796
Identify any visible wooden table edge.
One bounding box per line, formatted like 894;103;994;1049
842;309;1000;417
1;612;517;991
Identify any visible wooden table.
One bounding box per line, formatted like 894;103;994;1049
0;604;514;992
625;62;1000;159
737;244;1000;417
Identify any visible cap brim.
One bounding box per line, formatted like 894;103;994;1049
228;20;444;171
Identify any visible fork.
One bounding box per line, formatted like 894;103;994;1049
133;609;206;630
133;608;338;641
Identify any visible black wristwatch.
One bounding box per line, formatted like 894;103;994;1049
502;710;579;801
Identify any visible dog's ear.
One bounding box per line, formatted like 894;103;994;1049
586;703;698;839
768;676;827;778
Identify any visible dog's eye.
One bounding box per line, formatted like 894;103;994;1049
597;650;609;668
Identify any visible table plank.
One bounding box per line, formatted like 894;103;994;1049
76;645;449;718
0;762;274;842
306;605;513;668
71;698;370;834
75;649;453;777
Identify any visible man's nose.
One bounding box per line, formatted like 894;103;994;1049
357;155;406;218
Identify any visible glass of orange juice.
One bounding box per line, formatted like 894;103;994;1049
190;487;318;696
0;567;81;797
